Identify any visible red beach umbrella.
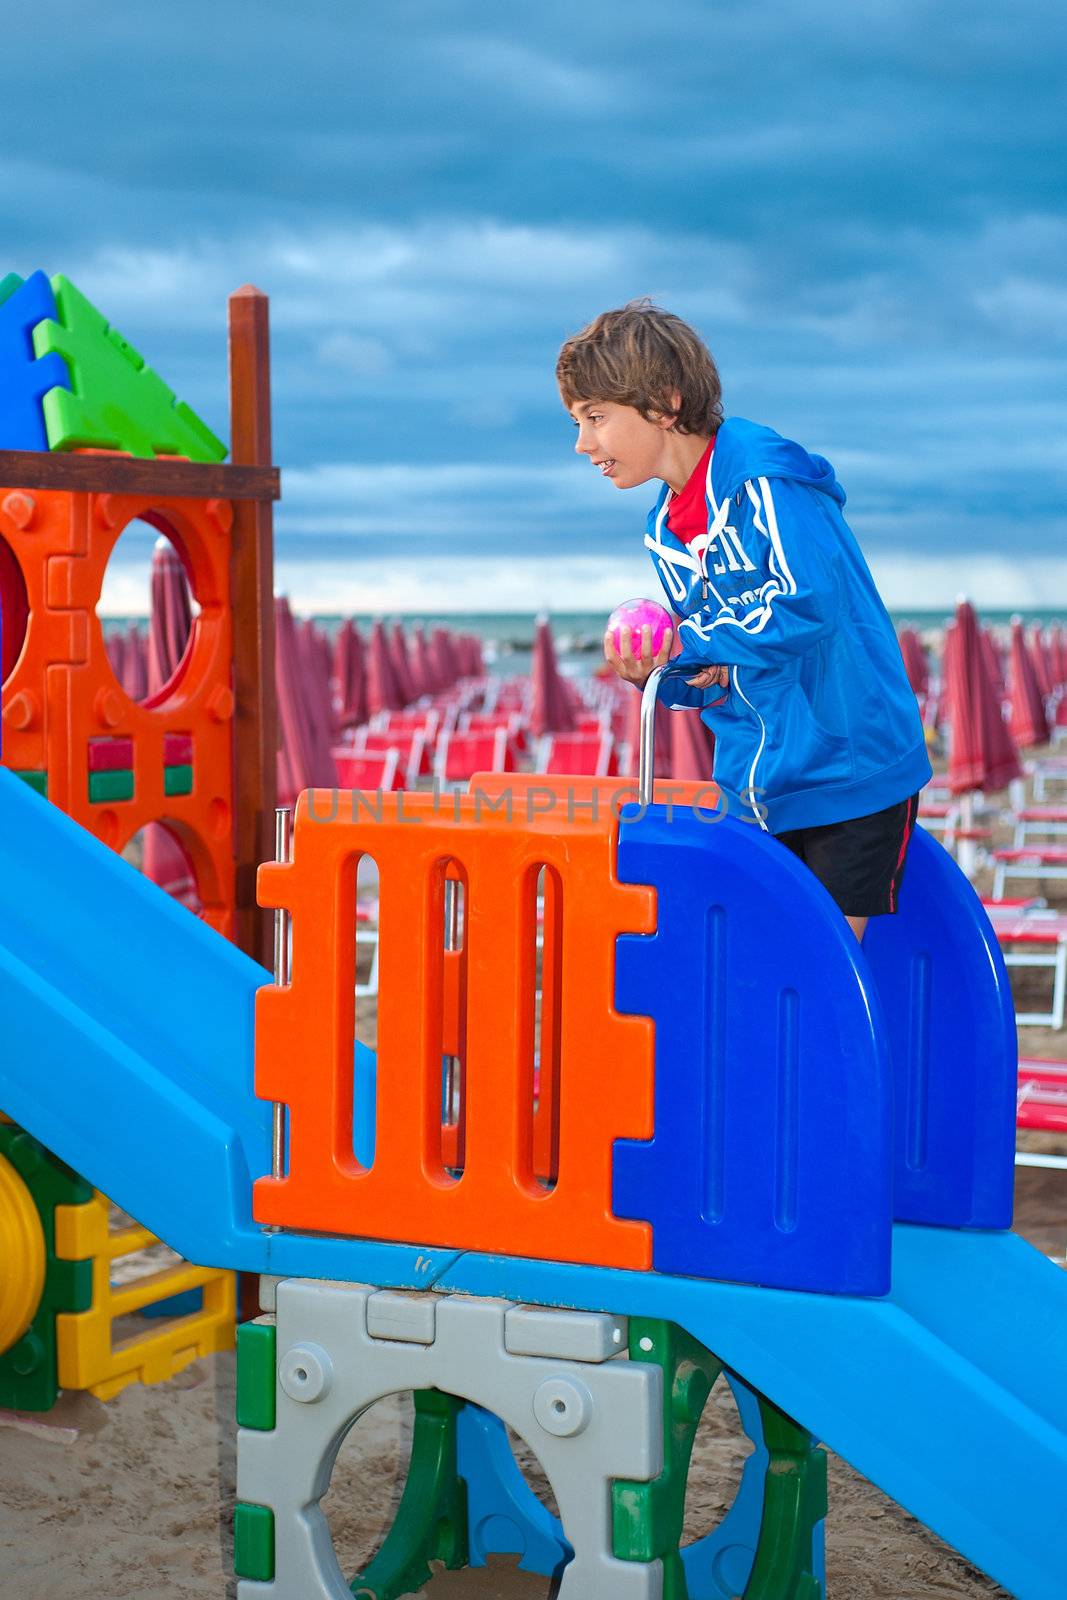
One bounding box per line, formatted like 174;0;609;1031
0;534;28;685
945;600;1022;795
274;598;337;804
298;619;339;776
390;621;416;706
141;541;199;896
411;625;439;697
431;627;461;690
122;623;148;701
979;628;1005;699
530;615;575;736
106;628;126;686
367;618;404;715
333;619;368;728
897;628;928;697
146;538;194;698
1048;624;1067;691
1009;617;1049;749
1028;627;1053;704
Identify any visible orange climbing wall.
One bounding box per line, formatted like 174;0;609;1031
0;480;238;938
254;788;657;1270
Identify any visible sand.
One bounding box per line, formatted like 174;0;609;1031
2;788;1065;1597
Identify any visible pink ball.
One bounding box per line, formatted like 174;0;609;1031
606;597;674;657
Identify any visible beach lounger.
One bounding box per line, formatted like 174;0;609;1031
991;846;1067;900
1012;806;1067;846
984;903;1067;1029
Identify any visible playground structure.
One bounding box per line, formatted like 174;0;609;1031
0;279;1065;1599
0;273;277;1409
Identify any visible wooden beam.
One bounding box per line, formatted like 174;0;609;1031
0;450;279;500
228;285;278;967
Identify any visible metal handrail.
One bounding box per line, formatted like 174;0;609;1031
638;663;697;807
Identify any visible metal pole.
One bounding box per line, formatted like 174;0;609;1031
638;664;692;807
271;806;292;1180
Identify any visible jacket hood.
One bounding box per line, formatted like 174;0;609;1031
712;417;845;507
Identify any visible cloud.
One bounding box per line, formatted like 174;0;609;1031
6;3;1066;606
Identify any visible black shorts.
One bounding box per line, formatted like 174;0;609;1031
775;794;920;918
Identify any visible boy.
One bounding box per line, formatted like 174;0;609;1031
556;300;931;941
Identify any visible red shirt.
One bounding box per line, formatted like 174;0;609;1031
666;436;715;546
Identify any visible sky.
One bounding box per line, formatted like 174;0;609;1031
5;1;1066;614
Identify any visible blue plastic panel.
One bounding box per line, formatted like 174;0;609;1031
0;270;70;450
613;806;893;1295
863;827;1016;1228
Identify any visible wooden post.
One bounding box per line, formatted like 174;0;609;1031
228;286;277;966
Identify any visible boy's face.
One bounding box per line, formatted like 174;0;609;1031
567;398;673;490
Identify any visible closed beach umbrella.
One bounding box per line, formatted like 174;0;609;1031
1028;627;1053;704
122;623;148;701
141;538;199;897
530;615;575;736
411;624;439;697
332;619;354;722
274;598;329;804
1009;617;1049;749
146;538;194;698
431;626;461;690
979;627;1005;699
945;600;1021;795
897;628;929;697
0;535;28;685
333;618;368;728
1049;624;1067;691
298;618;339;778
390;621;416;706
367;618;404;714
106;629;126;686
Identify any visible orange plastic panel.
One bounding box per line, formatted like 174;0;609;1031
254;789;656;1270
0;484;237;938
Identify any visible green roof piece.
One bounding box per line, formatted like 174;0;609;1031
32;275;227;462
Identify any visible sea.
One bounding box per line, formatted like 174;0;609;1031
101;608;1067;682
313;609;1067;681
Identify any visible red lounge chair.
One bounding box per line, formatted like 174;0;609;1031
333;748;402;792
434;728;515;784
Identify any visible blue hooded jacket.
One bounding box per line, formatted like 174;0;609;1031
646;417;931;833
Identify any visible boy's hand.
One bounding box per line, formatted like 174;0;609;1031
603;622;674;686
685;664;730;691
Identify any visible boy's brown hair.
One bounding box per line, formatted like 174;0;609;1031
556;298;724;436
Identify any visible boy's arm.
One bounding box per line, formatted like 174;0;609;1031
672;476;842;676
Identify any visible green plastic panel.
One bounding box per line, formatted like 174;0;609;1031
163;764;193;797
88;769;134;804
613;1317;721;1596
12;770;48;798
0;1124;92;1412
236;1319;277;1431
234;1502;275;1582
